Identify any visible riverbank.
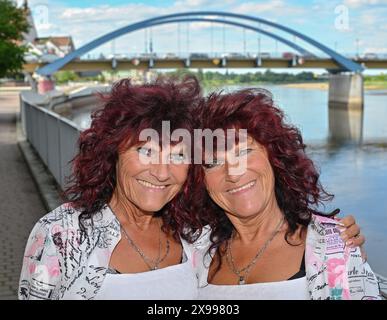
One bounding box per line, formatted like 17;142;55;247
283;82;328;90
283;82;387;90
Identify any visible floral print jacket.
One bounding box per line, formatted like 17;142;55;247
19;203;123;299
19;203;195;300
193;215;382;300
305;215;381;299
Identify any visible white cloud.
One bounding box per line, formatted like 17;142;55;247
173;0;211;7
234;0;306;16
60;4;162;24
355;7;387;31
344;0;387;8
363;47;387;53
172;0;237;9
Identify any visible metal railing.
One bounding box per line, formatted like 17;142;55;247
20;91;81;190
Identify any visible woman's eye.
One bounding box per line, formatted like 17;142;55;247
202;159;224;169
137;147;152;157
238;148;252;157
170;153;186;163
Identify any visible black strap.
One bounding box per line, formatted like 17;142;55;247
287;251;306;280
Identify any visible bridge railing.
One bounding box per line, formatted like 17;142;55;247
20;91;81;190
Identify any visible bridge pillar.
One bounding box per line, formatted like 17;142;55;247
37;76;56;94
328;73;364;144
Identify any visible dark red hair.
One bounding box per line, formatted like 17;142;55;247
192;88;336;268
64;76;203;241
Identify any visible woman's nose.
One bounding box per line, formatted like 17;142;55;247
149;163;170;182
225;161;243;183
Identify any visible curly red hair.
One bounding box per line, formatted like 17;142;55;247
192;88;336;259
64;76;203;241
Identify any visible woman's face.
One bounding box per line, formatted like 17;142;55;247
203;136;276;219
115;140;189;213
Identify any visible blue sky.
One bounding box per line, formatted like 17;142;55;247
56;0;177;7
20;0;387;73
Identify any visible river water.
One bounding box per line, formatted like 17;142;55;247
73;84;387;276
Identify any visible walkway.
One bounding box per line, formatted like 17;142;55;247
0;89;46;300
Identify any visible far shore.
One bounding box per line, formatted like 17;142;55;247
282;82;387;91
282;82;328;90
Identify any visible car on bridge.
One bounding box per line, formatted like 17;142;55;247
221;52;248;59
282;52;295;59
162;53;179;59
252;52;271;59
107;54;128;60
189;53;209;59
139;53;158;60
302;53;316;59
362;52;379;60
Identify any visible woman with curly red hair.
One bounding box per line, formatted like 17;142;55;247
193;88;380;300
18;76;204;300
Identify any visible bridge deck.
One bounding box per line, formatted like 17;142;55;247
0;89;46;300
24;58;387;73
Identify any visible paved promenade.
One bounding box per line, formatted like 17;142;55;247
0;89;46;300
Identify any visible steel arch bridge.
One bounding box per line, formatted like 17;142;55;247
36;11;364;76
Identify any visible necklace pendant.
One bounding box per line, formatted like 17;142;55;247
239;276;245;285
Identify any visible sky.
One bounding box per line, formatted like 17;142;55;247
18;0;387;73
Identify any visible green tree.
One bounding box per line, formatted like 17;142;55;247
0;0;29;78
54;71;79;84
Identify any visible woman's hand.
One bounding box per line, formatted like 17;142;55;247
336;215;367;262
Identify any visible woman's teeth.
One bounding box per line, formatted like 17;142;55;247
137;179;167;189
228;180;256;194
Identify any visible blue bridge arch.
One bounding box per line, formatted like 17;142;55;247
36;11;364;76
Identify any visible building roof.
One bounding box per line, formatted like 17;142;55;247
35;36;75;49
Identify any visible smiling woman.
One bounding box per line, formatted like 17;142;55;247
18;76;203;300
193;88;381;300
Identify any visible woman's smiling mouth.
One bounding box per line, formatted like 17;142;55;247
227;180;256;195
137;179;169;190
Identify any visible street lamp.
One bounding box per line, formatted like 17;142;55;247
356;38;360;59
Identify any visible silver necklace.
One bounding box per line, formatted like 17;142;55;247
120;221;170;271
226;217;285;285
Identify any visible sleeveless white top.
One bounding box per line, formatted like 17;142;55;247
194;227;309;300
95;241;198;300
198;276;309;300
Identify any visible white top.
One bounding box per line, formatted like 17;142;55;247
198;276;309;300
194;227;309;300
95;249;198;300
